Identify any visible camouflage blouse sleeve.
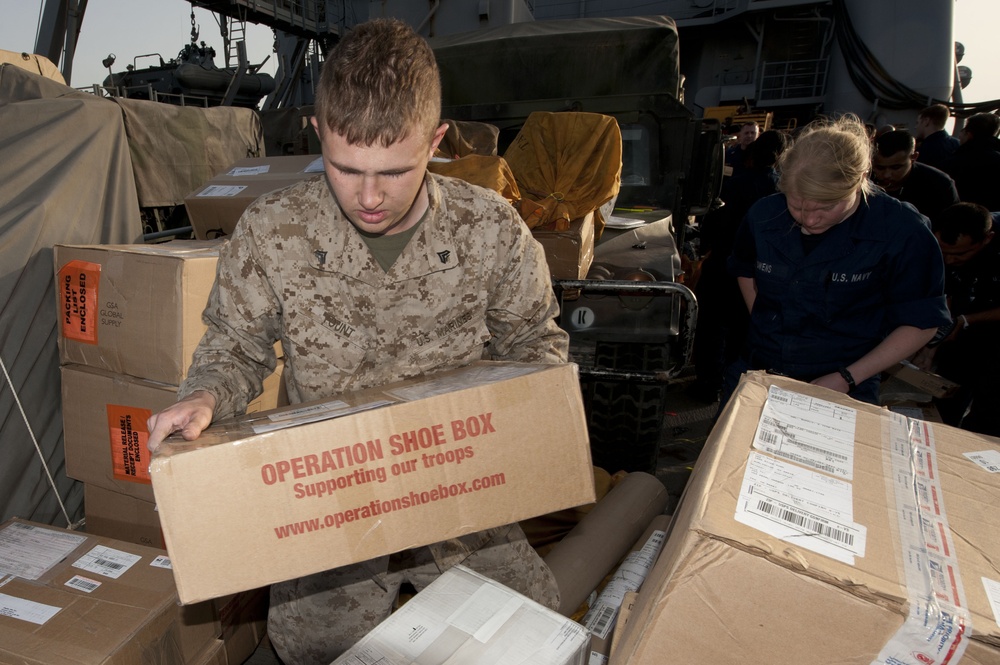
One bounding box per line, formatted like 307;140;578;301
483;205;569;364
177;210;282;420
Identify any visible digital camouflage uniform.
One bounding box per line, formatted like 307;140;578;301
178;172;568;664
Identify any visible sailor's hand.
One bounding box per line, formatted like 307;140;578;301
810;372;850;394
147;390;217;452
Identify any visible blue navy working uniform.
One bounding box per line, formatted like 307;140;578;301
723;191;950;405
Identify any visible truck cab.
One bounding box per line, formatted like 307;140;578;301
430;16;725;472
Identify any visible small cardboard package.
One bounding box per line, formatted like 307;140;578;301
83;483;269;663
183;155;323;239
531;212;595;280
62;362;286;502
885;360;960;399
150;362;595;604
54;240;220;385
84;482;165;549
332;565;589;665
0;519;217;664
611;371;1000;665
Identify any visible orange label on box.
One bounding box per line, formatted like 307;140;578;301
107;405;153;484
58;260;101;344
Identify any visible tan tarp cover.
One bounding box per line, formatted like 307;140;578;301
259;105;317;156
0;64;139;526
0;48;65;84
427;155;521;205
114;98;265;207
435;120;500;159
503;111;621;233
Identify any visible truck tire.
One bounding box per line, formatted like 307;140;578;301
580;341;669;474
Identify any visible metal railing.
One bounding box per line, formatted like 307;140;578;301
757;58;829;103
78;83;211;107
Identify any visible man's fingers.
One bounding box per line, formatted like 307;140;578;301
147;413;181;452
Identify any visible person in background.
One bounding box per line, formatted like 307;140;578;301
872;129;958;226
947;112;1000;211
914;103;960;171
691;130;788;403
724;121;760;178
721;115;950;410
916;202;1000;436
145;18;567;664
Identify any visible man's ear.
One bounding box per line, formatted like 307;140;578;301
910;151;919;163
310;116;322;135
429;122;449;158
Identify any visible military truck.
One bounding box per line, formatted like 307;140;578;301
430;16;725;473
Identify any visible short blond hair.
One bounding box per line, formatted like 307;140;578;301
314;18;441;147
777;114;877;203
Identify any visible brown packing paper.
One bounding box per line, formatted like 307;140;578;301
543;471;668;616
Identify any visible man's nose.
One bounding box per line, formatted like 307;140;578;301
359;176;382;208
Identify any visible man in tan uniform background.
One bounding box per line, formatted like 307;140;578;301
147;17;568;664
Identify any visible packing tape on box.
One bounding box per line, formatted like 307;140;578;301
875;412;970;665
736;383;973;665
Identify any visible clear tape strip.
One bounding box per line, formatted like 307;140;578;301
874;412;970;665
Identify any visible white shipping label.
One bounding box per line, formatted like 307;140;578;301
736;452;866;565
983;577;1000;629
589;651;610;665
150;555;171;569
65;575;102;593
336;645;391;665
0;522;87;581
753;385;857;479
964;449;1000;473
227;165;270;176
72;545;140;579
197;184;247;197
448;583;522;642
252;400;392;434
583;529;667;639
0;592;61;624
386;364;539;402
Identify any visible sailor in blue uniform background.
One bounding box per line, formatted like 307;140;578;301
721;115;951;408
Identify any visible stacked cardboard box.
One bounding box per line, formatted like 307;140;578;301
0;518;227;664
54;240;286;662
612;371;1000;665
183;155;323;239
531;212;596;280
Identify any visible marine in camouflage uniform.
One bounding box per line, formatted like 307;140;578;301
178;172;568;416
177;171;568;663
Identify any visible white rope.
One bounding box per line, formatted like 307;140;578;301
0;353;78;529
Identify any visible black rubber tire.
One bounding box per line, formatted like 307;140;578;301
580;341;669;474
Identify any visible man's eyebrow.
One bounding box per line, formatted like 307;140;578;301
329;161;414;176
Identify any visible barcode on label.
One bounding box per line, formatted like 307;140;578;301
756;500;855;546
769;450;842;476
66;576;101;593
587;604;618;639
150;555;171;569
758;430;779;445
92;557;126;571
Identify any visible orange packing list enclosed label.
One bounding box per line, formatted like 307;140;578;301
58;260;101;344
107;405;153;484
